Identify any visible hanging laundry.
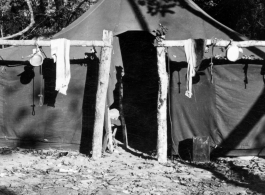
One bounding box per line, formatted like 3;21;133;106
184;39;205;98
42;59;58;107
51;38;71;95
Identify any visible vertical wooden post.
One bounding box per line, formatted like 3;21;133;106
92;30;113;160
156;47;168;163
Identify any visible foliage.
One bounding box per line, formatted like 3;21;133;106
0;0;97;39
193;0;265;40
1;0;264;40
137;0;265;40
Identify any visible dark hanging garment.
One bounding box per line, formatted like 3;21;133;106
194;39;206;72
17;65;35;85
42;59;58;107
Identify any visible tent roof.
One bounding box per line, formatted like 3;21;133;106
55;0;265;61
1;0;264;62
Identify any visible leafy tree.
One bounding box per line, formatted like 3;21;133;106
137;0;265;40
0;0;97;40
193;0;265;40
1;0;264;40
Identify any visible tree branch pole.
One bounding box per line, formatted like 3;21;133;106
157;39;265;48
2;39;264;48
156;47;168;163
92;30;113;160
0;40;111;47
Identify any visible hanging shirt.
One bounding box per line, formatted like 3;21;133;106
184;39;196;98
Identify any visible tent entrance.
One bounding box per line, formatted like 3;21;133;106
117;31;160;153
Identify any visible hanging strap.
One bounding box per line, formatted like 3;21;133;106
243;63;248;89
38;65;43;106
31;77;35;116
210;39;216;83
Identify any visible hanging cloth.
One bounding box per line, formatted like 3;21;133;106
184;39;205;98
42;59;58;107
51;38;71;95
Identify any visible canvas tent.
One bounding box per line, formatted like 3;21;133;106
0;0;264;157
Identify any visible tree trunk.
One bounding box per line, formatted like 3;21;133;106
92;30;113;160
156;47;168;163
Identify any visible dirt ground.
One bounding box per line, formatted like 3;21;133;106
0;143;265;195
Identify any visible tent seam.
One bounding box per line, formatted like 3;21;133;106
113;0;122;36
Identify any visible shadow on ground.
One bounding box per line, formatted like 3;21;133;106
174;157;265;194
0;187;17;195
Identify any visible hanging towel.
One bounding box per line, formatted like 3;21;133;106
184;39;205;98
51;38;71;95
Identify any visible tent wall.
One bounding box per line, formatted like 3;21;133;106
0;52;103;152
171;61;265;157
0;63;88;150
0;0;264;156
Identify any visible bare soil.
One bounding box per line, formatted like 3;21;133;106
0;144;265;195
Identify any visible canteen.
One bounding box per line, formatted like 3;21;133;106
226;45;243;62
29;48;43;66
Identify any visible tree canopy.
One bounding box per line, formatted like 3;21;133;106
0;0;96;40
0;0;264;40
193;0;265;40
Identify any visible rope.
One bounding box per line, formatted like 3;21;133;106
210;39;217;83
38;65;43;106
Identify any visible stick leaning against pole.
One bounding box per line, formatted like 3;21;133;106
92;30;113;160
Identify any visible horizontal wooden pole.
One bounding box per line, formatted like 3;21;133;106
157;39;265;48
0;40;111;47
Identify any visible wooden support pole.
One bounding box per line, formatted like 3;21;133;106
157;39;265;48
92;30;113;160
2;39;265;48
156;47;168;163
0;40;110;47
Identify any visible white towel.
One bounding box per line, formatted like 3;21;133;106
184;39;196;98
51;38;71;95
